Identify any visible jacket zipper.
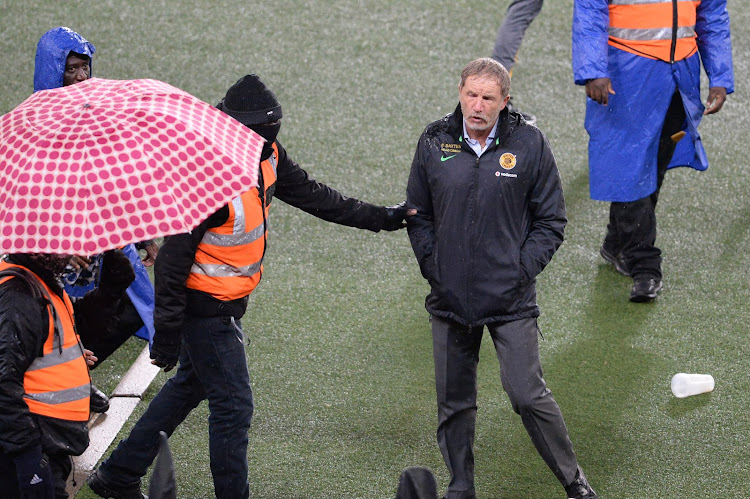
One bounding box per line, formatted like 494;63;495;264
670;0;677;63
468;154;481;320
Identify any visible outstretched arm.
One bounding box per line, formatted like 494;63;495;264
273;141;411;232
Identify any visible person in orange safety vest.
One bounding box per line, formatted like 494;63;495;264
0;251;134;498
88;74;415;499
573;0;734;302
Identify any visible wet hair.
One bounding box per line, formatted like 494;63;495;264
459;58;511;99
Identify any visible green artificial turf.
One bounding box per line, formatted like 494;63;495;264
3;1;748;497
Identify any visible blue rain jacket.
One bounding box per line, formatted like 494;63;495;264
34;27;96;92
572;0;734;202
34;27;155;343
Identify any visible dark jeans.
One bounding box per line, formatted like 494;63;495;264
431;316;578;498
98;315;253;499
603;90;687;279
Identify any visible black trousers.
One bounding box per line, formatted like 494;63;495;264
602;91;687;279
431;316;578;498
0;450;71;499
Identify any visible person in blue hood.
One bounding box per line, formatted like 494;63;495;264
33;27;159;414
34;27;95;92
572;1;734;302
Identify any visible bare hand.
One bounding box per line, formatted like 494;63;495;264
585;78;615;106
140;241;159;267
704;86;727;115
84;349;98;367
68;255;92;271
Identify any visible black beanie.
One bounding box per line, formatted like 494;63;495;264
218;74;282;126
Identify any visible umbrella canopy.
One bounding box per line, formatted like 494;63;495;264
0;77;263;255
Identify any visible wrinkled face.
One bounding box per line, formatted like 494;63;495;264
458;75;509;136
28;253;74;276
63;53;90;87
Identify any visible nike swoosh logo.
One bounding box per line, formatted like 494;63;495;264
440;154;457;162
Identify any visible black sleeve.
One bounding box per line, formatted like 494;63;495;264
73;251;136;347
272;142;387;232
518;131;567;282
0;283;47;455
73;288;128;349
406;132;437;281
152;206;229;337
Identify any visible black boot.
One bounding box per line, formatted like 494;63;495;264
564;467;598;498
87;469;147;499
90;385;110;413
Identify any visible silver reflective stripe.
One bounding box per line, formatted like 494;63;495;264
609;25;695;41
269;154;277;174
190;260;262;278
25;383;90;405
200;222;265;247
27;344;82;372
231;196;245;235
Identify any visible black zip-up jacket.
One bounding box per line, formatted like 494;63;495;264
0;254;130;457
154;139;389;338
406;105;566;327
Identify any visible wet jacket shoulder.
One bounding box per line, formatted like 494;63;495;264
271;141;387;231
407;106;566;326
34;27;95;92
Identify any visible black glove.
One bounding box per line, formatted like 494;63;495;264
13;445;55;499
382;201;409;231
98;249;136;296
150;327;182;372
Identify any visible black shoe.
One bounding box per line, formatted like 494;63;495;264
600;246;631;277
564;467;598;498
630;276;663;302
87;469;147;499
506;98;537;126
90;385;110;414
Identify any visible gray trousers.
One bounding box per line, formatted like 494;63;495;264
491;0;544;73
431;315;578;498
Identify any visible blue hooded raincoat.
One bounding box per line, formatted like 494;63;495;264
34;27;96;92
572;0;734;203
34;27;155;343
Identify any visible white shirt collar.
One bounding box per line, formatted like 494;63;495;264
462;119;498;157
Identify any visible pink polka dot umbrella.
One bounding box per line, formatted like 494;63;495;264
0;78;263;255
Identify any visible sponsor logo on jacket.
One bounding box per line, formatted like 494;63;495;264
441;143;461;154
499;153;516;170
497;152;518;178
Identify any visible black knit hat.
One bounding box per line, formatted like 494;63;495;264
217;74;282;126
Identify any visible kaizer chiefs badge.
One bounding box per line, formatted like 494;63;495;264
499;152;516;170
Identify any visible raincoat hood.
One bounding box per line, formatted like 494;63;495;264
34;27;95;92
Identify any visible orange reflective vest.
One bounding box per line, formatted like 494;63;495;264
186;143;279;301
0;261;91;422
608;0;700;62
